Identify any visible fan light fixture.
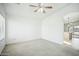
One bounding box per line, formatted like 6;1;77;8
29;3;53;13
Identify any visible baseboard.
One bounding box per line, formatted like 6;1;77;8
6;39;41;45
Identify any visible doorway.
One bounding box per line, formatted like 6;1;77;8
64;22;73;46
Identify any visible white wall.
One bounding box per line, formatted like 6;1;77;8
6;16;42;44
42;14;64;44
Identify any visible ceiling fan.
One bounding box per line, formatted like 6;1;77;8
29;3;53;13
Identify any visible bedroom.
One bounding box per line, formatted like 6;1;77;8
0;3;79;56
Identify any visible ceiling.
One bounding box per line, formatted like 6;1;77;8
4;3;69;20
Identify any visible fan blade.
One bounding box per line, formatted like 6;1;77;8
38;3;41;7
34;9;38;12
29;5;38;7
45;6;53;9
34;8;40;12
43;9;46;13
16;3;21;5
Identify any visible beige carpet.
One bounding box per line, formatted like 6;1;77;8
1;39;79;56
